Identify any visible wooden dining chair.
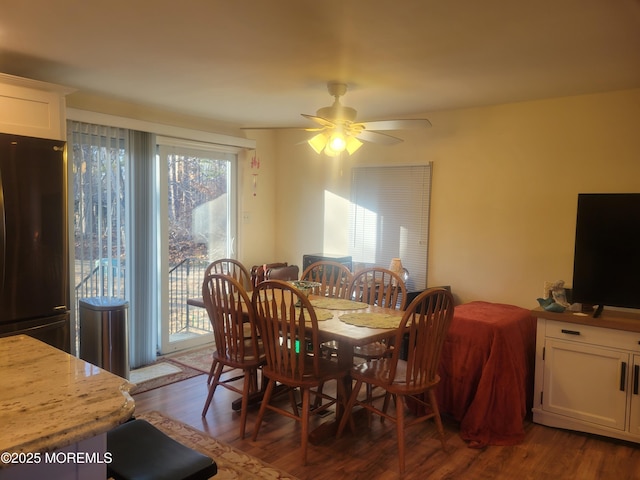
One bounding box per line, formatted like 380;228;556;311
301;260;353;299
204;258;252;292
201;273;265;439
251;280;350;465
349;266;407;310
336;287;455;474
349;267;407;361
203;259;253;384
303;260;353;363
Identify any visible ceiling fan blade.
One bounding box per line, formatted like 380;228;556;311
301;114;336;129
355;130;403;145
241;126;307;130
359;119;432;131
240;125;323;134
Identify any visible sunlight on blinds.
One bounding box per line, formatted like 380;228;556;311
348;164;432;291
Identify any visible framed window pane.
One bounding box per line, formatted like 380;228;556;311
158;142;237;353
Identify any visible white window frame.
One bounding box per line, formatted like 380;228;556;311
157;137;239;354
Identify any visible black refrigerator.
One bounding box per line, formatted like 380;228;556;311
0;132;70;352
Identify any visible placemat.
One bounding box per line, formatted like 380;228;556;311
313;308;334;321
296;306;333;321
310;298;369;310
338;312;401;328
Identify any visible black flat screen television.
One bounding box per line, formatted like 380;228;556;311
572;193;640;317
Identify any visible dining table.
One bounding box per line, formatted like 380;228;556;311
187;294;403;373
186;291;405;439
189;292;402;372
307;296;402;367
302;295;405;442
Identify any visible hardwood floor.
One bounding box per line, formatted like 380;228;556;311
133;374;640;479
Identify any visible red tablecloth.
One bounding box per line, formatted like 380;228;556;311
436;301;537;448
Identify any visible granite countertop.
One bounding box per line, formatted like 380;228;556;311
0;335;135;458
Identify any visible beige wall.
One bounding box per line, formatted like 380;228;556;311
236;130;279;268
260;88;640;308
70;88;640;309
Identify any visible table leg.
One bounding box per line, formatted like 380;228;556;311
335;341;354;418
308;341;355;444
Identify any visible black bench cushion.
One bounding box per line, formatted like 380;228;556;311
107;419;217;480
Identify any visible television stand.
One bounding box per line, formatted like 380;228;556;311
532;307;640;444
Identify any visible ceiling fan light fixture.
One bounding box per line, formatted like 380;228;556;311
345;135;363;155
307;132;328;154
252;81;431;156
328;131;347;153
307;130;362;156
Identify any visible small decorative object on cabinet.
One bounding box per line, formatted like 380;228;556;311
532;307;640;443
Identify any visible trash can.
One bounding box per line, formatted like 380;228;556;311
79;297;129;379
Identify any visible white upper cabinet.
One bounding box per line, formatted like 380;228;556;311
0;73;74;140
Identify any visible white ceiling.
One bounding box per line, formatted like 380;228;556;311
1;0;639;128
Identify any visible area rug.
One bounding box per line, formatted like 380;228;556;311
139;411;299;480
130;359;205;395
130;361;182;384
167;345;215;374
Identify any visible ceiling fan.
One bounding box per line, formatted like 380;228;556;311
248;82;432;156
302;82;431;156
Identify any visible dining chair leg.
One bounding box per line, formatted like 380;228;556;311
258;368;267;392
381;392;393;421
288;388;300;417
428;388;447;451
300;387;310;465
252;378;276;441
396;394;406;474
202;361;223;416
248;368;257;393
239;369;251;439
313;381;325;409
207;354;216;385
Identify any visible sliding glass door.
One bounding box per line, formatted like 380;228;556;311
158;140;237;354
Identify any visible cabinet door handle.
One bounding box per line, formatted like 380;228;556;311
634;365;639;395
620;362;627;392
561;329;581;336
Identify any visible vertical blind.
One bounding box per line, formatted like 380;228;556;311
68;121;157;367
68;121;130;356
128;130;157;367
68;122;128;303
348;164;432;291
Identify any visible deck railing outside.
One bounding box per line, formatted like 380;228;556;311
169;258;212;335
74;257;213;338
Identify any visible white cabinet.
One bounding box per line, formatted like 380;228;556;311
542;337;628;429
533;310;640;443
629;354;640;436
0;73;74;140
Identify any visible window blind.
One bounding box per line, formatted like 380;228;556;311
348;164;432;291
